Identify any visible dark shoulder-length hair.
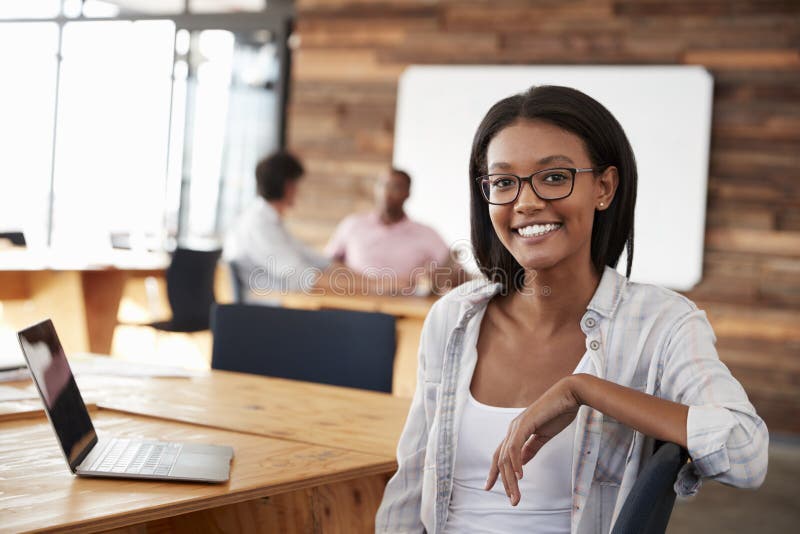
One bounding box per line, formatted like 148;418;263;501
469;85;637;291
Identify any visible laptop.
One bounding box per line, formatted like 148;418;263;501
17;319;234;483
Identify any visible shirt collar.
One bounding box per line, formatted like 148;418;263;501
371;211;408;226
257;197;281;223
453;265;627;319
586;265;627;319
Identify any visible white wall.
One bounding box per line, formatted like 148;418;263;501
394;65;713;291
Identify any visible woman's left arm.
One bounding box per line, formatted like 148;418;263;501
485;374;688;506
487;309;768;506
572;374;688;446
650;309;769;493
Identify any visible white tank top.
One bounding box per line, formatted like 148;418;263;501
443;353;589;534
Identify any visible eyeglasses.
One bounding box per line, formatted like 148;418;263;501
477;167;597;205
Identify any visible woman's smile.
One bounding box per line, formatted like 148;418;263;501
513;222;563;240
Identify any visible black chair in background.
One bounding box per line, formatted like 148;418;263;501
225;260;247;304
149;247;222;332
211;304;396;393
611;441;690;534
0;231;26;246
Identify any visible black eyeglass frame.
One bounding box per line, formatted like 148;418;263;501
476;167;598;205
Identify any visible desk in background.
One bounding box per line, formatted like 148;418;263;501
0;252;438;398
0;248;169;355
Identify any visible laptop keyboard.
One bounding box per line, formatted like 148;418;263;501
90;438;182;476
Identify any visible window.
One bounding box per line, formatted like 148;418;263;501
0;2;291;248
0;23;59;246
180;30;282;239
51;20;175;249
0;1;60;19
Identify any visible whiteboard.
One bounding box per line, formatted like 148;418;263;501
394;66;713;291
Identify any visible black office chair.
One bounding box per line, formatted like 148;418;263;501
0;231;26;246
211;304;396;392
611;441;690;534
225;260;247;304
149;247;222;332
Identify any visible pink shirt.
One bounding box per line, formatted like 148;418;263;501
325;212;450;283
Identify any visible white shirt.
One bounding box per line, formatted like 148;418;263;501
376;266;769;534
223;198;330;300
442;350;590;534
443;398;577;534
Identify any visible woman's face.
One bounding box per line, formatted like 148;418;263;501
485;119;616;275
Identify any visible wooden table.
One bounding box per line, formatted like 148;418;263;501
88;370;411;458
0;366;411;533
0;248;169;355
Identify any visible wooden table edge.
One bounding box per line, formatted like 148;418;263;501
19;456;397;534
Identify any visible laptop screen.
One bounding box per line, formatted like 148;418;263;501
17;319;97;472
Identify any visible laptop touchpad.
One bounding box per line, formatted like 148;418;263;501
171;452;230;481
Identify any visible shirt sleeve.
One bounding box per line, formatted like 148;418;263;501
298;241;332;272
324;216;354;263
657;309;769;496
375;312;434;533
249;223;329;293
422;226;451;266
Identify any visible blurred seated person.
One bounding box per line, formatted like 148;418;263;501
325;168;466;295
224;151;335;302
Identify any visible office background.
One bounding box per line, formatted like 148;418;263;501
0;1;797;430
282;0;799;435
0;1;798;532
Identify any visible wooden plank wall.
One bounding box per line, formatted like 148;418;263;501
285;0;800;433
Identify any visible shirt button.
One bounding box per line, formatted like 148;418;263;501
585;317;596;328
590;340;600;351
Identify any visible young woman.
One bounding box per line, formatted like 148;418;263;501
376;86;768;534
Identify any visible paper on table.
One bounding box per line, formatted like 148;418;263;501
0;351;26;371
69;353;205;378
0;385;39;402
0;353;203;382
0;367;30;383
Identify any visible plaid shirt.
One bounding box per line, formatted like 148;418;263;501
376;266;768;533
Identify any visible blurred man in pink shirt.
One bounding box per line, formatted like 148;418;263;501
325;168;465;295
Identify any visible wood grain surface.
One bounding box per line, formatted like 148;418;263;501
67;370;411;460
0;410;394;533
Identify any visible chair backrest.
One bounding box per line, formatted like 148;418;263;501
610;442;690;534
211;303;396;393
165;247;222;331
0;231;26;246
225;260;247;304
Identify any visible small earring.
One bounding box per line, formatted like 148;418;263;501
599;202;605;207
